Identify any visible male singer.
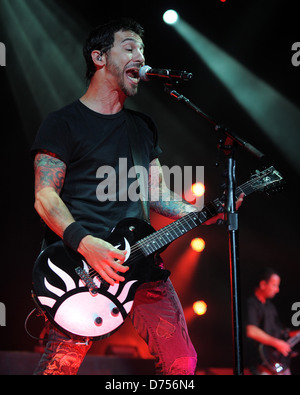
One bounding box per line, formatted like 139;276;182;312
32;17;243;375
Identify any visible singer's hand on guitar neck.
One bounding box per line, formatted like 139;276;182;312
78;235;128;286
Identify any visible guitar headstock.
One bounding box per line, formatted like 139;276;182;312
250;166;285;196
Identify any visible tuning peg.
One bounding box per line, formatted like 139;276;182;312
250;169;260;179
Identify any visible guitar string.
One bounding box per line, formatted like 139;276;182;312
110;170;273;258
87;198;228;277
87;212;201;278
87;170;276;278
88;182;254;276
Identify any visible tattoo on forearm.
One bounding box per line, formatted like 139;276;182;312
149;159;196;219
34;152;66;194
150;196;196;219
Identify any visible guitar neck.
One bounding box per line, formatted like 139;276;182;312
136;165;284;257
138;209;210;257
288;333;300;348
137;178;256;257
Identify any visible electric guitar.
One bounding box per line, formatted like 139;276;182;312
32;166;284;341
259;332;300;374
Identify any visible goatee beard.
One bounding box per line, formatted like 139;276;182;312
106;58;138;97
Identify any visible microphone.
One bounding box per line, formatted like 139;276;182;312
139;65;193;82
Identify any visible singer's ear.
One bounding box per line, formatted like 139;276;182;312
91;50;105;67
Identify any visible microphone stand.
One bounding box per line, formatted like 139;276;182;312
164;83;264;376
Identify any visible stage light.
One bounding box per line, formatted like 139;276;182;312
191;238;205;253
163;10;179;25
0;0;85;137
171;245;202;298
184;301;208;322
167;17;300;174
193;300;207;316
191;182;205;197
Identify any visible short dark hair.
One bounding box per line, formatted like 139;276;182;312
83;17;144;82
256;267;280;286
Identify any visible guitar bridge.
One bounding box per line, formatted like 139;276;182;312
75;267;98;296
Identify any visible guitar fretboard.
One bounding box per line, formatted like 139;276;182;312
135;168;277;257
136;198;225;256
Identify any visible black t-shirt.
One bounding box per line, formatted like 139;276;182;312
31;100;162;243
246;295;283;338
245;295;284;367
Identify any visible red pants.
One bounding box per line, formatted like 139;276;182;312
34;279;197;375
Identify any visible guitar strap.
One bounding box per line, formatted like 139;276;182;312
125;110;150;223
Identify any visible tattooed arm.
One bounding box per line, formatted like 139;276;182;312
33;151;127;285
34;151;74;237
149;158;198;220
149;158;244;223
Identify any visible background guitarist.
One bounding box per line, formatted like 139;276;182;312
31;18;244;375
245;267;297;375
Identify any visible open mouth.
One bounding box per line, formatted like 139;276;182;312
125;68;140;85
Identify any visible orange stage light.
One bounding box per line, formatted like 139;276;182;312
193;300;207;316
184;182;205;204
184;300;208;323
190;238;206;252
191;182;205;197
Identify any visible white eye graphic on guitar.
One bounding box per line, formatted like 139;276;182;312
32;166;285;340
37;254;137;338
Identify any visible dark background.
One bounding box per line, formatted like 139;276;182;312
0;0;299;373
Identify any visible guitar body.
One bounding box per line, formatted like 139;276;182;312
259;344;290;374
32;167;284;341
259;331;300;374
32;218;169;341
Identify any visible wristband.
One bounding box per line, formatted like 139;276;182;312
63;222;90;251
